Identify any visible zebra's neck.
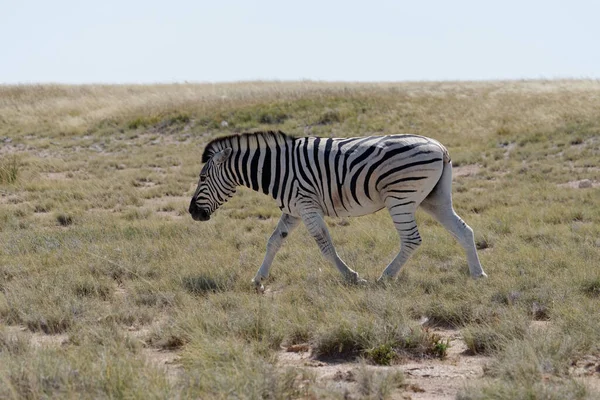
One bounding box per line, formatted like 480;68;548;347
219;131;295;199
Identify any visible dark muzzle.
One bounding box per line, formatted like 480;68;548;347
189;200;210;221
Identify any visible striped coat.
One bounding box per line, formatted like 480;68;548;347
190;131;486;289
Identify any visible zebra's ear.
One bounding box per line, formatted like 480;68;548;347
213;148;232;165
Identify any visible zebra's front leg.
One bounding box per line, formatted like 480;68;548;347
301;211;365;284
378;207;421;281
252;213;301;292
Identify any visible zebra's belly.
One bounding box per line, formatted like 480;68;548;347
330;200;385;217
326;190;386;217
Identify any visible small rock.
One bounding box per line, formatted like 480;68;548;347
578;179;592;189
220;121;229;127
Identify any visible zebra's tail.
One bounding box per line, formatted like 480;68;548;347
438;140;452;164
423;139;452;205
426;137;451;164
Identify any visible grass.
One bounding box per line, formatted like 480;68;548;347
1;80;600;398
0;155;20;184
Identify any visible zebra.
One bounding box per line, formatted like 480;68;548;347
189;131;487;290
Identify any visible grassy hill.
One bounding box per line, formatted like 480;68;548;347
1;80;599;399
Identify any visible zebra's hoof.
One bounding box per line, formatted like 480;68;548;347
251;278;265;293
474;272;488;279
345;272;366;286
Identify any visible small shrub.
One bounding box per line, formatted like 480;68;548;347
55;213;74;226
147;325;190;350
496;126;511;136
581;278;600;297
257;110;288;124
366;343;396;365
72;278;112;300
430;336;451;359
127;116;160;130
462;317;528;355
122;208;151;220
355;363;405;399
316;109;342;125
181;274;228;295
168;113;190;125
0;155;19;184
312;325;370;360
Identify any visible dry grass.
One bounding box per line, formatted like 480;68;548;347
1;80;600;398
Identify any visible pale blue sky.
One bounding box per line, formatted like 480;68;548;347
2;0;599;83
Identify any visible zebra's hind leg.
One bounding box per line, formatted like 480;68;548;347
420;162;487;278
252;213;301;292
420;201;487;278
378;203;421;281
301;211;365;284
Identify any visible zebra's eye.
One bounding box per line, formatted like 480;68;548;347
200;175;207;183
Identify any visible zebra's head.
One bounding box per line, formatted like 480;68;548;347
189;147;235;221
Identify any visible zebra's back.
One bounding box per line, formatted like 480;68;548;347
288;134;447;218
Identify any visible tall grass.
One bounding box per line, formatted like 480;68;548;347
0;155;19;184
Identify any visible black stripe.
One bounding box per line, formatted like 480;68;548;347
348;136;386;171
398;226;419;232
375;158;442;189
241;136;251;187
250;147;261;191
388;201;416;210
386;189;417;194
233;135;243;185
302;139;320;194
313;138;325;203
295;141;312;188
323;139;337;216
383;176;428;188
333;141;348;211
261;142;272;195
272;137;281;199
363;142;426;200
349;163;367;205
280;139;291;207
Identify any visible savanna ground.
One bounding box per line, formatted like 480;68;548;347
0;80;599;399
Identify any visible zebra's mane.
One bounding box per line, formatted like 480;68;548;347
202;131;295;163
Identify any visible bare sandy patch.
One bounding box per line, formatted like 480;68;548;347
2;325;69;348
453;164;480;178
41;172;71;180
144;196;188;219
277;328;490;399
142;347;182;385
557;179;600;189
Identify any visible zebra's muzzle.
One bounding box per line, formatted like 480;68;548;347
190;208;210;221
189;201;210;221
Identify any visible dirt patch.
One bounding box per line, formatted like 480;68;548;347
501;142;517;159
144;196;188;219
41;172;71;180
141;347;183;385
570;354;600;377
571;354;600;394
277;329;491;399
399;329;491;399
453;164;480;178
2;325;69;348
557;179;600;189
